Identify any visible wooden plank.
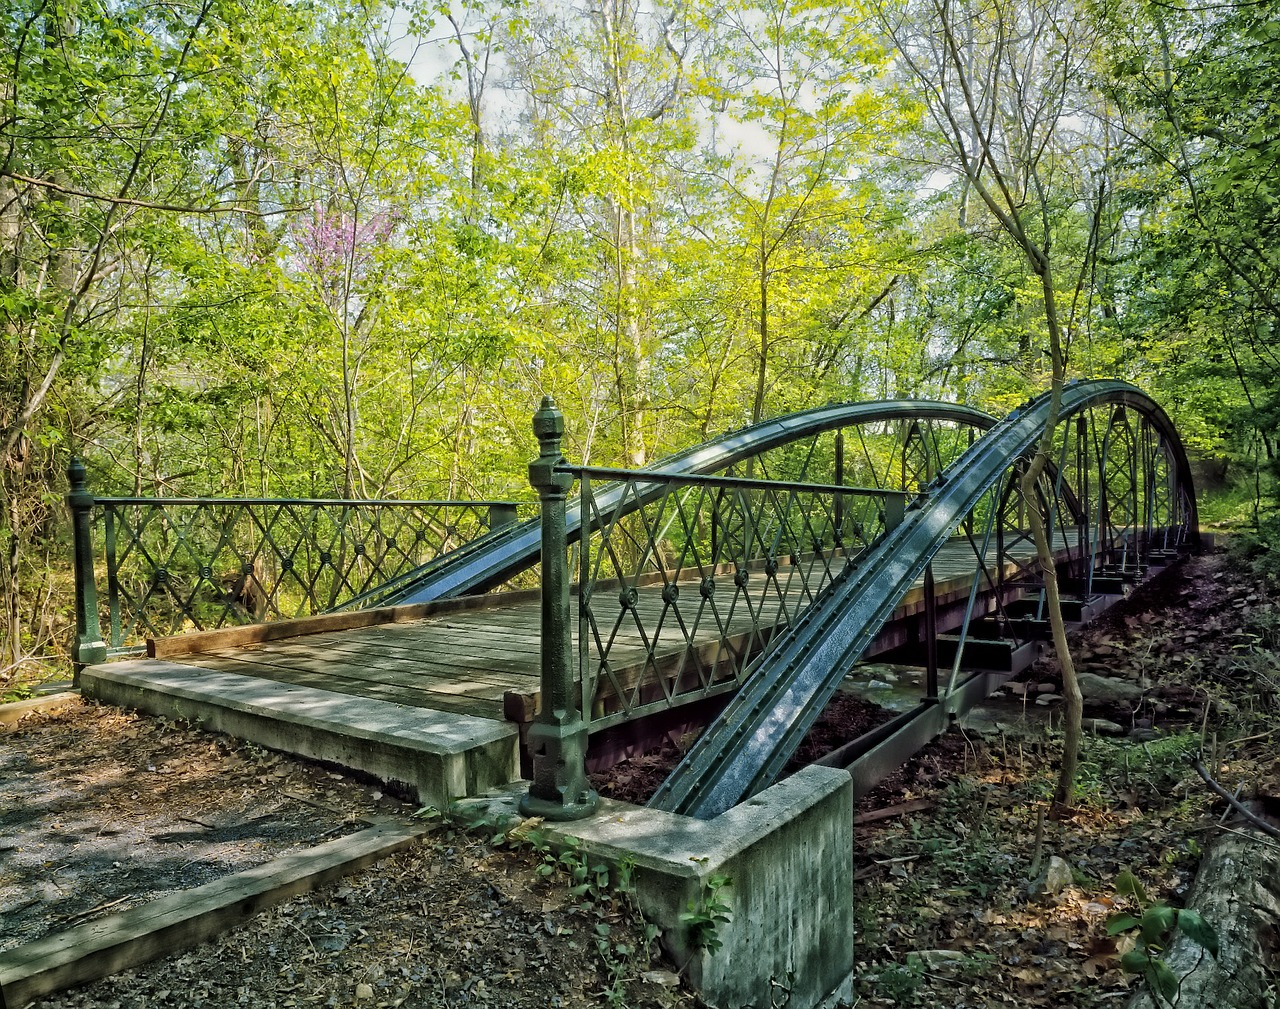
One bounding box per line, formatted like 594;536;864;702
146;588;541;659
185;650;481;691
206;643;533;684
378;624;544;652
258;630;537;664
853;799;934;825
276;633;541;670
0;692;79;728
0;821;428;1009
171;658;504;717
192;655;519;699
283;618;543;651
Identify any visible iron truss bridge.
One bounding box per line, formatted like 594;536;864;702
72;380;1196;820
363;379;1197;819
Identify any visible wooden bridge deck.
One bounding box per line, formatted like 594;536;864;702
146;533;1077;726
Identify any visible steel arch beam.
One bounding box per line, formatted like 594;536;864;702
649;380;1197;819
362;401;997;607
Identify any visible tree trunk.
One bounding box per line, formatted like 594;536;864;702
753;254;769;425
1127;814;1280;1009
4;480;21;674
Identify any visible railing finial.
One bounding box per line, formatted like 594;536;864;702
68;455;87;491
521;398;599;822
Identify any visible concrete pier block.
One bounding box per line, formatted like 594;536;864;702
460;766;854;1009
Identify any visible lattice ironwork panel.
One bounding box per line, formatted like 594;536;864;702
571;469;894;729
95;497;512;649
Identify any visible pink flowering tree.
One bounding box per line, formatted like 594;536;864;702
291;200;401;497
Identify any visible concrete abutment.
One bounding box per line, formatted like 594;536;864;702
457;768;855;1009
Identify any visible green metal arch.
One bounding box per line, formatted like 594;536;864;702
364;400;997;607
650;380;1198;819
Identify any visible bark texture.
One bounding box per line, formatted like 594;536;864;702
1128;813;1280;1009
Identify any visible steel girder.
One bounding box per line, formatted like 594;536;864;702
648;380;1198;819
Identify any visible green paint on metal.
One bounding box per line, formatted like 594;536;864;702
80;493;520;653
520;397;599;822
67;458;107;678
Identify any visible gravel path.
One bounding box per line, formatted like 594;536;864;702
1;700;698;1009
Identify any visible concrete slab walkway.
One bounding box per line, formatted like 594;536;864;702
81;661;519;807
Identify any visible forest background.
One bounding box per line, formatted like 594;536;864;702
2;0;1278;686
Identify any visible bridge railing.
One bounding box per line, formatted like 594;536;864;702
558;463;909;730
66;460;520;661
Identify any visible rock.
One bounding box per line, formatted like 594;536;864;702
355;983;374;1000
1129;728;1161;742
1077;672;1143;703
1005;681;1028;696
1037;856;1075;896
866;679;895;690
1036;682;1058;694
1035;693;1063;706
915;949;966;968
641;970;681;987
1086;718;1126;736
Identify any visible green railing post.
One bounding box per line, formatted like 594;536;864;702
884;491;905;532
520;397;599;822
488;502;519;530
67;457;107;680
833;430;844;544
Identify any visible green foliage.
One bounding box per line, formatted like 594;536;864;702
1108;870;1219;1006
679;872;733;955
1100;0;1280;539
1077;733;1200;804
0;683;36;704
868;957;926;1003
1244;513;1280;591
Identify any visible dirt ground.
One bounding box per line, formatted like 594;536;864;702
850;551;1280;1006
2;705;699;1009
5;550;1279;1008
2;703;400;951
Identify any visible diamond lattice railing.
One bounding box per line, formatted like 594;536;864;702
94;496;519;652
568;466;901;729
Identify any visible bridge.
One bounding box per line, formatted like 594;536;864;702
50;378;1200;1009
69;379;1196;818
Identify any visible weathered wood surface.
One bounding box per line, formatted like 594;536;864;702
0;692;79;728
853;799;935;825
167;535;1074;723
147;588;542;659
1126;812;1280;1009
0;821;428;1009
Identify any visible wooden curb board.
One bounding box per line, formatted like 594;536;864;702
0;821;429;1009
0;692;80;728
